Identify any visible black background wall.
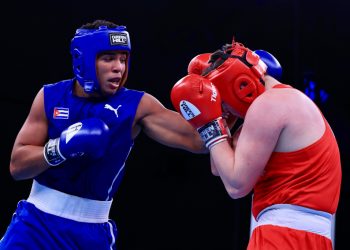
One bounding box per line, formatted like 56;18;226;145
1;0;349;249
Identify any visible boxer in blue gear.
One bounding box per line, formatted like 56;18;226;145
0;19;206;250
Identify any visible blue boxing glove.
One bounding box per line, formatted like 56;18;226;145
254;50;282;80
44;118;110;166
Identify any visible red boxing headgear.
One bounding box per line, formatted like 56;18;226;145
203;41;267;117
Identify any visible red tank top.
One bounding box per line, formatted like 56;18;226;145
252;84;342;218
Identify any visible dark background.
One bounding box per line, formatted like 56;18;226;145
1;0;349;249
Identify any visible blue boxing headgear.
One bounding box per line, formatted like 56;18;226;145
70;25;131;93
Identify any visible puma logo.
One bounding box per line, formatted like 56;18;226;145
104;104;122;117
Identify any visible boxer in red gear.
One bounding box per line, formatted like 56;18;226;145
172;40;342;250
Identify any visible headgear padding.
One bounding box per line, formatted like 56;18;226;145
203;42;267;117
70;25;131;93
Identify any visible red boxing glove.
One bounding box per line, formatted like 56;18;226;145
187;53;211;75
171;74;229;149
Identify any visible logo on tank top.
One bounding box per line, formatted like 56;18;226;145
104;104;122;117
53;107;69;119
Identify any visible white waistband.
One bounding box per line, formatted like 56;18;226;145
255;204;333;240
27;180;112;223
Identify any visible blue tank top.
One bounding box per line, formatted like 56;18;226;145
35;79;144;201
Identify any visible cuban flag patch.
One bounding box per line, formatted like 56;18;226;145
53;107;69;119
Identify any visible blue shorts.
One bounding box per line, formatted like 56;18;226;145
0;200;117;250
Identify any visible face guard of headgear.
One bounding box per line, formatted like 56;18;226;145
202;40;267;118
70;25;131;94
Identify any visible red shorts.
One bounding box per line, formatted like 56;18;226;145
248;224;333;250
